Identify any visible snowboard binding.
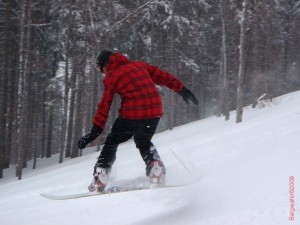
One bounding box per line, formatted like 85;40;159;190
88;167;110;192
149;160;166;185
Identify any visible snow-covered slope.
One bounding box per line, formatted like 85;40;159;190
1;91;300;225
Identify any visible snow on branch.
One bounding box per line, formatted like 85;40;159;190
100;0;155;37
24;23;51;27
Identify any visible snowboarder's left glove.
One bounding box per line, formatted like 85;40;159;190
178;87;198;105
78;125;103;149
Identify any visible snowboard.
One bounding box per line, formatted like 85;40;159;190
40;184;184;200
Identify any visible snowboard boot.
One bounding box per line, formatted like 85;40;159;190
88;167;110;192
148;160;166;185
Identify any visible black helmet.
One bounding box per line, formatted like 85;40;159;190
96;49;114;72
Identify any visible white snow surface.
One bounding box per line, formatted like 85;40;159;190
1;91;300;225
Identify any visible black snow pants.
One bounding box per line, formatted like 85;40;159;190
94;117;162;175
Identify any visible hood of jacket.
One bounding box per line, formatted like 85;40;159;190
106;52;129;72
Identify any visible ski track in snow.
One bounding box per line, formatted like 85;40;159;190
1;91;300;225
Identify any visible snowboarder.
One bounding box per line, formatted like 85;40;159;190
78;49;198;192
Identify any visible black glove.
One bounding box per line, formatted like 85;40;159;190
78;125;103;149
178;87;198;105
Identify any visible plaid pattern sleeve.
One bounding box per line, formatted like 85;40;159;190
93;80;115;128
144;63;184;93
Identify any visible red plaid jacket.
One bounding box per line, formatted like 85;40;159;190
93;53;184;128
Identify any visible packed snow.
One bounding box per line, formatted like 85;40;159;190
0;91;299;225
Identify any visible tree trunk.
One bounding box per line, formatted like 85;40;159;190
21;0;32;169
65;65;77;158
46;106;54;158
41;83;47;159
236;0;248;123
59;48;70;163
0;0;11;178
71;65;83;159
167;0;176;130
282;6;291;94
251;0;259;108
16;0;27;180
218;0;230;120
